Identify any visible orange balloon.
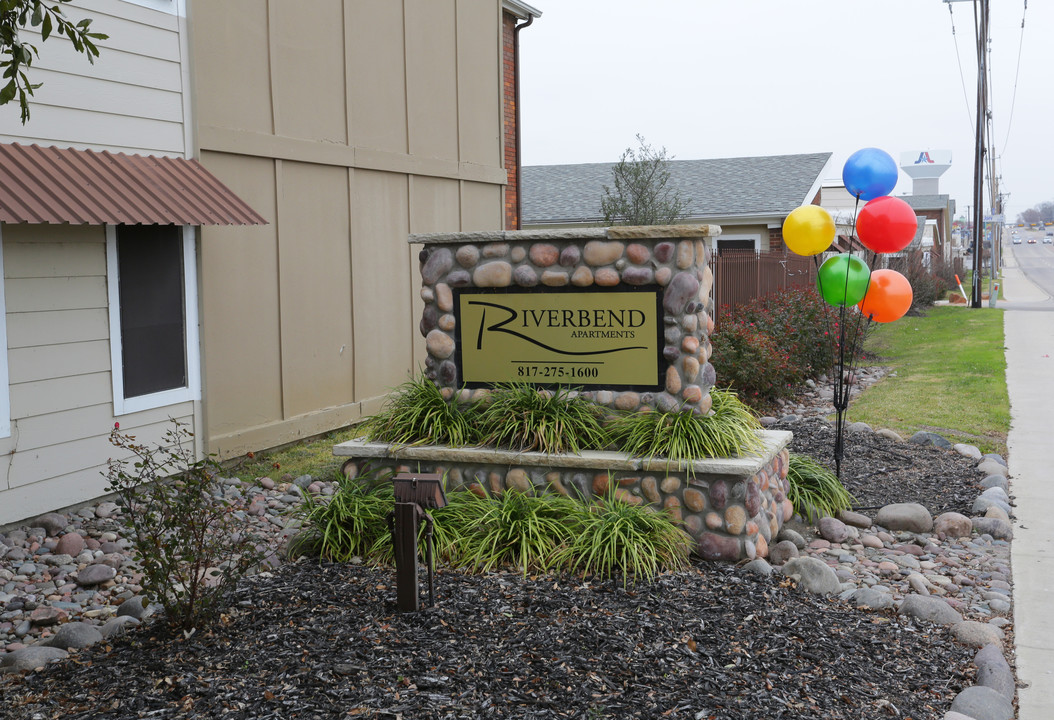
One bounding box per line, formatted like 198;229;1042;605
858;269;912;323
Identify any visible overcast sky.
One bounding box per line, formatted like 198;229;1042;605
519;1;1052;222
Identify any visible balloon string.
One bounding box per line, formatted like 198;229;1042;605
813;255;839;374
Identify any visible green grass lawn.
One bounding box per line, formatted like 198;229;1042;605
850;305;1009;455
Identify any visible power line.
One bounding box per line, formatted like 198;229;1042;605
947;2;976;133
1000;1;1028;157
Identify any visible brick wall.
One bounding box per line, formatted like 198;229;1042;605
502;12;518;230
769;227;785;254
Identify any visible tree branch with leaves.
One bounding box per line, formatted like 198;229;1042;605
601;134;689;226
0;0;106;123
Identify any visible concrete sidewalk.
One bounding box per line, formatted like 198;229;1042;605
1003;249;1054;717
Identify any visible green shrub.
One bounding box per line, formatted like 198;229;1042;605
286;465;395;562
478;383;610;454
712;285;877;405
732;286;834;380
105;421;267;634
553;489;691;585
710;323;799;405
609;388;762;463
360;373;480;447
451;489;581;574
786;452;855;521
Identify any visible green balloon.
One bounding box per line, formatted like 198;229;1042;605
817;253;871;307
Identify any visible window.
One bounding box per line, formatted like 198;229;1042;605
714;234;761;254
107;225;200;415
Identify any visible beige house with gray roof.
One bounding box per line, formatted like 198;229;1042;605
522;153;833;254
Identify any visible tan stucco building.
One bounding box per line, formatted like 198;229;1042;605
0;0;540;526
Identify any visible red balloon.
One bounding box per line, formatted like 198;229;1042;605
858;269;912;323
856;196;919;254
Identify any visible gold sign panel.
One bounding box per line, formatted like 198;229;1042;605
455;289;662;388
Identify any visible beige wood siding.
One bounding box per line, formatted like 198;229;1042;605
192;0;509;457
0;0;189;156
0;226;193;525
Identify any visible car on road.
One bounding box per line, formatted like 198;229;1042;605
1044;236;1052;244
1013;236;1022;244
1028;237;1037;244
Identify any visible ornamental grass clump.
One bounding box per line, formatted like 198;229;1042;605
360;373;480;448
286;466;395;563
452;489;581;575
609;388;763;464
786;452;855;522
478;383;611;455
553;489;691;586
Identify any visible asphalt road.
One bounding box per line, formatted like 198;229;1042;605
1002;227;1054;310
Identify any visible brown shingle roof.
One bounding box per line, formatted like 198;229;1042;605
0;143;266;226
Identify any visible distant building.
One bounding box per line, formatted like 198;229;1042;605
522;153;833;254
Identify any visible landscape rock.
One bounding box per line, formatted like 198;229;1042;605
933;512;973;540
972;497;1012;516
40;622;103;650
0;646;68;673
100;615;141;639
951;621;1003;649
898;594;964;626
875;503;933;533
781;556;841;595
76;563;117;586
850;587;895;610
971;517;1013;540
775;527;806;550
116;595;152;620
740;558;772;576
766;540;799;566
837;510;872;529
976;459;1008;478
952;443;982;460
817;516;849;543
908;431;952;449
974;644;1015;701
33;513;68;536
54;532;85;557
979;475;1008;492
949;685;1015;720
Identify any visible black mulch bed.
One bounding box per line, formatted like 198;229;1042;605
5;560;974;720
772;416;987;517
3;422;990;719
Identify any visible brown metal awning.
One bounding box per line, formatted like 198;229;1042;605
0;142;267;226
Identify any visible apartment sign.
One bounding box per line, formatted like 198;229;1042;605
454;288;663;389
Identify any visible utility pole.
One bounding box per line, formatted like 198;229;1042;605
945;0;990;308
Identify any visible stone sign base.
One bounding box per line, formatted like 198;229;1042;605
334;430;792;562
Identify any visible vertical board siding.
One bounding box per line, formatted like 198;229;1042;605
197;152;283;437
275;162;355;418
192;0;508;457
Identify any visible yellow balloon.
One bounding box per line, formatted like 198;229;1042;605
783;205;835;256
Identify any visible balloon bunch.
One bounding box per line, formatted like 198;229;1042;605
781;148;915;478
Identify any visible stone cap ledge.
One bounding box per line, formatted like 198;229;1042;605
334;430;791;478
408;224;722;245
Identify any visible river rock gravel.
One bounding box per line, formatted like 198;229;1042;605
0;368;1021;719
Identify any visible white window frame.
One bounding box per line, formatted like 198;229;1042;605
106;225;200;416
0;228;11;438
712;233;762;252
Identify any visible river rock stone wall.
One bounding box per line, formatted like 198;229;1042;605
335;435;792;562
412;225;720;415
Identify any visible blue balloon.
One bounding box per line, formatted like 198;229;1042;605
842;148;898;201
